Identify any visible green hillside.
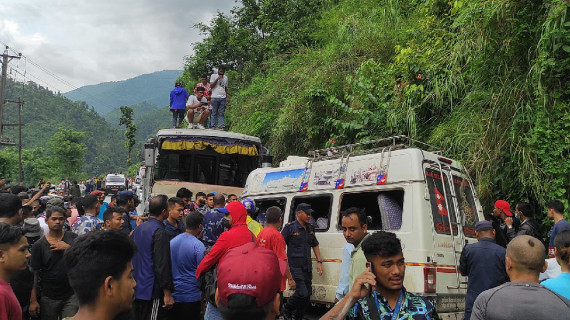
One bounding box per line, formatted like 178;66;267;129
64;70;182;114
103;101;171;151
0;80;128;182
179;0;570;215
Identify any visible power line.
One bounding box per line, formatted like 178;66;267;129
0;40;118;113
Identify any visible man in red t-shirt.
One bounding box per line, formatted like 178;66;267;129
0;224;31;320
194;75;212;103
256;206;295;292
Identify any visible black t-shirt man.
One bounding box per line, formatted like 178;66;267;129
30;232;77;299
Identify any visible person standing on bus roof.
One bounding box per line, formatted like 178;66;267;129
459;221;508;320
321;231;441;320
341;207;370;288
209;66;229;130
169;82;190;128
281;203;323;320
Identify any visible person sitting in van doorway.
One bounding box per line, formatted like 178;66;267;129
281;203;323;320
340;207;370;288
321;231;441;320
491;200;519;247
459;220;508;320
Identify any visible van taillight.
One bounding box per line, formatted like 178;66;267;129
424;267;436;293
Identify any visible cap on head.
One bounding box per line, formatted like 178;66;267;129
494;200;513;217
46;197;65;210
296;203;314;215
217;242;284;307
90;190;103;196
23;218;42;237
475;220;493;232
242;198;255;213
117;190;134;201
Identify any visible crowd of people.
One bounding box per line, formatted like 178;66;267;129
169;66;228;130
1;176;570;320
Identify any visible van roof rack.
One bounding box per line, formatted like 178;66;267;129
308;135;442;160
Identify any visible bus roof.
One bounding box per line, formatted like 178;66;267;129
155;128;262;145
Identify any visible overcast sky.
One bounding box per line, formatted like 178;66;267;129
0;0;234;93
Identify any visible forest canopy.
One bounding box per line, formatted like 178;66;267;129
179;0;570;219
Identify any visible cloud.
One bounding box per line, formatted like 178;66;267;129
0;0;235;92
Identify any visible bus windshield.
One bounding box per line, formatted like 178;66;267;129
154;135;260;188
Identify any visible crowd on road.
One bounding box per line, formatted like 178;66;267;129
169;66;228;130
1;177;570;320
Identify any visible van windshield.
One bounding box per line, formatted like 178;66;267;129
107;177;124;183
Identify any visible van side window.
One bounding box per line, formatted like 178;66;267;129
339;190;404;230
290;194;333;232
452;175;479;238
254;198;287;228
425;167;459;235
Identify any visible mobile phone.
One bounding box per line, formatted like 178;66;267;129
366;261;374;296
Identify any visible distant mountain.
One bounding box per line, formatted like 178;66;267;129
64;70;182;114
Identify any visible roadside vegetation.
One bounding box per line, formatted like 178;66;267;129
180;0;570;227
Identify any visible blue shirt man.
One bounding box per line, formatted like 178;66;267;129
336;243;355;301
459;220;508;320
170;212;205;319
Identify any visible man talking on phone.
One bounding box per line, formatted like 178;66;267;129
186;86;210;129
321;231;441;320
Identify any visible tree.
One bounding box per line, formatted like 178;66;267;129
119;106;137;166
47;128;87;179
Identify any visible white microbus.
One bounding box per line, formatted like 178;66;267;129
242;136;483;319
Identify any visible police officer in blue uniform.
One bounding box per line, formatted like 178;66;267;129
281;203;323;320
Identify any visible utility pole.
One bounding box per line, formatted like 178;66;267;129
5;98;24;182
0;45;21;142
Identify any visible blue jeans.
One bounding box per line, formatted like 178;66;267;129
210;98;226;129
204;302;223;320
171;109;185;127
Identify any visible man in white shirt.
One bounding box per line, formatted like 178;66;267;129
209;66;229;130
186;86;210;129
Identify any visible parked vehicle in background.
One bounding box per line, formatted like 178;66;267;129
104;173;126;195
242;135;484;319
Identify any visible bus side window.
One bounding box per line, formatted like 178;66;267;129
290;194;333;232
339;190;404;230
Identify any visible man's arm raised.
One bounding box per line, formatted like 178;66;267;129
320;267;376;320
